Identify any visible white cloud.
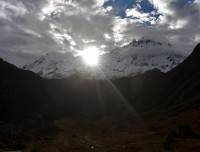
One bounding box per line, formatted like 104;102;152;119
169;19;188;29
106;6;113;11
104;33;111;40
0;0;200;66
126;7;149;18
194;0;200;4
0;1;27;20
148;0;174;15
125;6;157;25
194;35;200;42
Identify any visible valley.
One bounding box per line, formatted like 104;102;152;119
0;43;200;151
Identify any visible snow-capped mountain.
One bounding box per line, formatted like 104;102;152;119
23;52;79;79
23;38;186;79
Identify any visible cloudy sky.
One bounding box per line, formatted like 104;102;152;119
0;0;200;67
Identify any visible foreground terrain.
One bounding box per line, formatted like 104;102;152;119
1;107;200;152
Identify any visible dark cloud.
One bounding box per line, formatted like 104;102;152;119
0;0;199;67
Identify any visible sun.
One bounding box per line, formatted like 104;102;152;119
81;46;100;66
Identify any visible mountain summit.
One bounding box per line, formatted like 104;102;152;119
24;38;185;79
127;37;172;48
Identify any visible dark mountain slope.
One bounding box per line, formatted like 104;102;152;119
0;58;52;123
43;68;163;119
0;58;163;121
135;43;200;113
1;42;199;122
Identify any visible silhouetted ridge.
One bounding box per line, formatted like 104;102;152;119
0;58;49;123
189;43;200;63
134;43;200;113
193;43;200;54
177;43;200;67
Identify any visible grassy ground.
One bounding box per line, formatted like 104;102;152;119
1;107;200;152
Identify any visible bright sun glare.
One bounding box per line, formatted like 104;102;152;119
82;46;100;66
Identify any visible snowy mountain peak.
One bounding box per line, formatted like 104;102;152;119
23;52;78;79
126;37;172;49
23;39;186;79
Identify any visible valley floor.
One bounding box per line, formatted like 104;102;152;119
1;106;200;152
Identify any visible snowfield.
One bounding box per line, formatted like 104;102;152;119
23;38;186;79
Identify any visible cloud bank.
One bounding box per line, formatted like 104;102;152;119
0;0;199;67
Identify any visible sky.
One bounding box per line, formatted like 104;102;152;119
0;0;200;67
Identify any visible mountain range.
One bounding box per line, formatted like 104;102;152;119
23;38;185;79
1;42;199;119
0;43;200;151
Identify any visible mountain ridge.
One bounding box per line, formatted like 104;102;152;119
23;38;185;79
134;43;200;113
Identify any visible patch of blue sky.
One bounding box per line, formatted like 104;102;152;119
103;0;194;25
103;0;159;25
179;0;195;4
103;0;136;18
103;0;155;18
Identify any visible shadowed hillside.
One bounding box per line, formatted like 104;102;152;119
0;58;49;122
0;57;163;121
134;43;200;113
0;43;200;121
0;44;200;151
